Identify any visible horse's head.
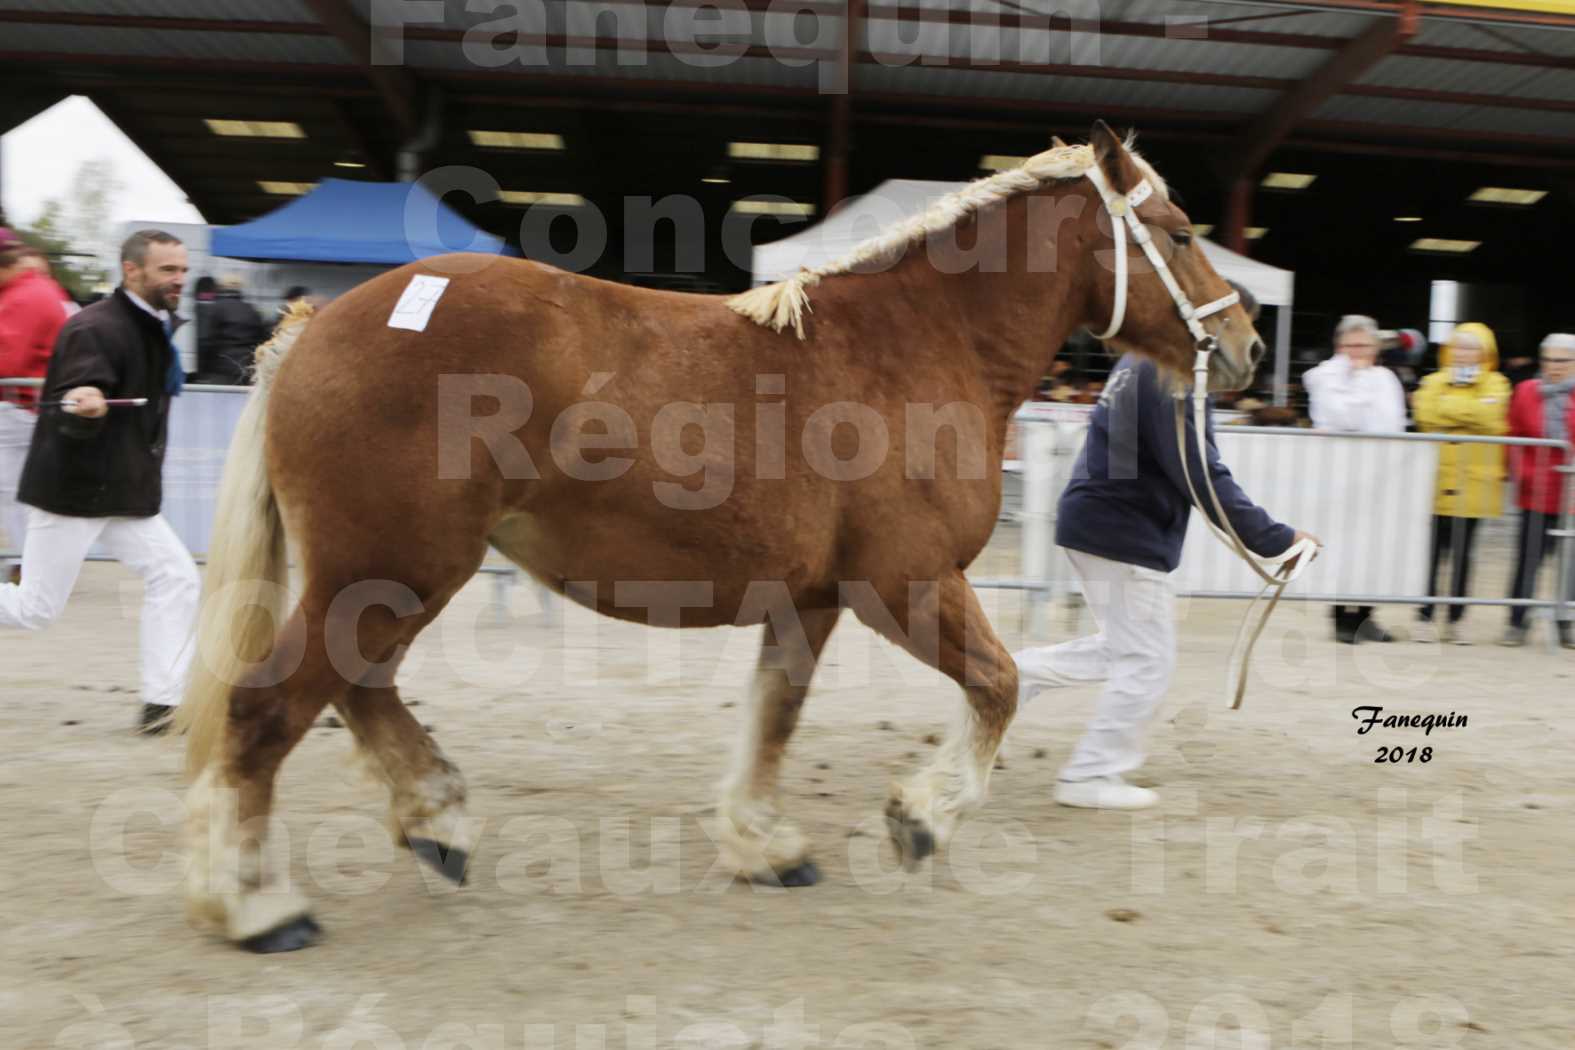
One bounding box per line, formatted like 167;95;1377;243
1081;121;1266;393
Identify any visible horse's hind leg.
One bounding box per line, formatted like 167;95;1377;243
185;591;352;952
334;667;472;885
717;607;840;887
187;585;456;951
873;573;1018;869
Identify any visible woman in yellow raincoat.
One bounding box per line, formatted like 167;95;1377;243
1412;322;1511;643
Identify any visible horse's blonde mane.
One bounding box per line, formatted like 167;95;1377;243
727;138;1167;339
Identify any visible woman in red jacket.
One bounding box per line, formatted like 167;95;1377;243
1503;333;1575;648
0;231;72;582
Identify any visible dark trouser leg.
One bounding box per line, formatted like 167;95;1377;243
1421;515;1451;622
1508;511;1552;630
1448;517;1480;624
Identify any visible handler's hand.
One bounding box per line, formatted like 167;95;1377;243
63;386;107;418
1282;529;1323;573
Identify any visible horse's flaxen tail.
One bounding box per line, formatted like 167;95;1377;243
175;303;315;779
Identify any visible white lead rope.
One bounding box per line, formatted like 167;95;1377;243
1174;351;1320;710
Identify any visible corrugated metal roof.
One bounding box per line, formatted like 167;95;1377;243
0;0;317;20
1315;95;1480;130
861;24;1329;79
0;23;350;63
858;63;1273;112
1095;0;1380;38
1360;54;1564;96
403;41;821;91
1489;22;1575;56
1425;105;1575;139
1495;67;1575;101
1410;18;1527;51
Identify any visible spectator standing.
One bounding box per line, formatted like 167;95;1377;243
0;229;73;584
1302;314;1407;643
1412;322;1511;644
1502;332;1575;648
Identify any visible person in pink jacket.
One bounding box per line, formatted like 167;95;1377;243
0;229;72;583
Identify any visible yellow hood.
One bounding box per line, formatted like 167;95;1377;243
1439;322;1499;371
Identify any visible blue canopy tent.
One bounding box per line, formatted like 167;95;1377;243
210;178;509;263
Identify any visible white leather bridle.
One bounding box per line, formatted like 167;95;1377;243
1086;164;1321;710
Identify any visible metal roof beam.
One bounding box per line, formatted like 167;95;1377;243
301;0;423;138
1223;5;1421;178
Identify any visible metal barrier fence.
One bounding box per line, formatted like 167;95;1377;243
0;379;524;613
5;377;1571;643
1001;407;1575;644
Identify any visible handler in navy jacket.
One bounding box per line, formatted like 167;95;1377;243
1015;354;1317;810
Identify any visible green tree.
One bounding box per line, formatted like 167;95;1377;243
17;159;120;301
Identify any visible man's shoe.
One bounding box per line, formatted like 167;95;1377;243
136;703;176;736
1412;620;1439;644
1054;775;1158;810
1355;619;1394;643
1335;624;1359;644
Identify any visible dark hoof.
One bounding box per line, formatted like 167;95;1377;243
240;914;321;954
753;860;821;888
884;803;936;871
409;837;470;885
136;703;176;736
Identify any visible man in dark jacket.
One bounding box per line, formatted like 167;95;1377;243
197;274;268;385
1014;355;1317;809
1;229;201;734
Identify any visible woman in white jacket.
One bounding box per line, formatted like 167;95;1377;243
1302;315;1408;642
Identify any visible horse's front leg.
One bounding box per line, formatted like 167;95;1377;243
875;573;1018;869
717;607;840;886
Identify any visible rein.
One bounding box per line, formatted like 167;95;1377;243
1085;165;1320;709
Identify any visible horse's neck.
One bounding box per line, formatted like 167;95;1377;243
884;194;1091;420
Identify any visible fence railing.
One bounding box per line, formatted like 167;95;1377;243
1001;409;1575;642
5;377;1571;643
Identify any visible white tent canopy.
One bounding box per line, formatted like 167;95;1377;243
752;179;1297;400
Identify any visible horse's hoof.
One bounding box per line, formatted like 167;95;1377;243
753;860;821;888
410;837;470;885
885;807;936;872
240;914;321;954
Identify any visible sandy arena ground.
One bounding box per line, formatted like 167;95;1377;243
2;526;1572;1049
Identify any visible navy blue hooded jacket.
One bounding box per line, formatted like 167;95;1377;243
1055;355;1294;573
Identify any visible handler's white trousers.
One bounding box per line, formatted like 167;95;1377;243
1014;549;1178;781
0;403;35;570
0;506;200;708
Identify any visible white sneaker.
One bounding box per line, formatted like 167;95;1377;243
1054;776;1158;810
1413;621;1439;643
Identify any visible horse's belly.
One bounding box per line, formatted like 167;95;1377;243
487;509;830;627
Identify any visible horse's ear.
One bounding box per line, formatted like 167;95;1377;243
1050;135;1068;149
1090;119;1136;193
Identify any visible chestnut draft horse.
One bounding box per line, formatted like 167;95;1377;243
177;123;1266;951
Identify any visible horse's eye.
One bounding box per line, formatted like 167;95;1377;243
1173;230;1193;247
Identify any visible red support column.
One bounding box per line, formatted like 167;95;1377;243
1221;176;1253;256
821;0;862;215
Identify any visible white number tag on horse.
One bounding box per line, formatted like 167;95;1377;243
388;274;451;333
